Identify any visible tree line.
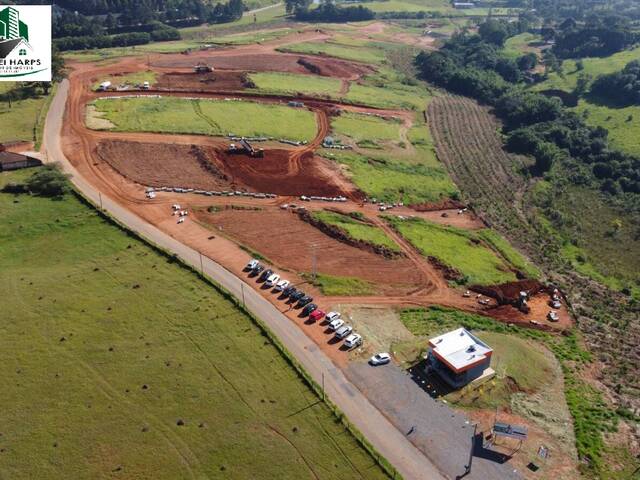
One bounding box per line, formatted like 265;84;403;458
591;60;640;106
286;0;373;22
414;20;640;196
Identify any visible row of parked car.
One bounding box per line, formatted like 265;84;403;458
244;259;364;350
145;186;276;199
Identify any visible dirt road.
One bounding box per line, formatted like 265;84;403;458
45;79;447;480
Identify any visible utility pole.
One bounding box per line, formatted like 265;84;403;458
311;243;317;281
464;423;478;476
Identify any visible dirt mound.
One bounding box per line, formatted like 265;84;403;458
96;140;231;190
471;279;543;305
212;147;355;197
427;256;464;282
156;70;250;91
409;198;466;212
153;53;374;80
195;208;422;295
298;210;404;259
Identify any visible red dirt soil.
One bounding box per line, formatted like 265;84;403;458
152;53;375;80
195;207;424;296
156;70;249;91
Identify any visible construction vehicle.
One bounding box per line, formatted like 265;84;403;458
194;63;213;73
228;138;264;158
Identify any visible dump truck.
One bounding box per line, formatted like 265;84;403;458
228;138;264;158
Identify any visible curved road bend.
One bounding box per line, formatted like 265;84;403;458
44;80;446;480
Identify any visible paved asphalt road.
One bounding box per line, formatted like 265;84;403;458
44;80;447;480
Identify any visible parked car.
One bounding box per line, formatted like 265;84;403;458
325;311;340;322
297;296;313;308
309;309;325;323
551;300;562;309
249;265;264;277
329;318;344;331
265;273;280;288
282;286;296;298
301;303;317;316
274;279;290;291
344;333;362;349
245;259;259;271
259;269;273;282
369;352;391;366
335;325;353;340
548;311;560;322
290;291;305;302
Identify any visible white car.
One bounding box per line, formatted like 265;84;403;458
369;352;391;366
551;300;562;309
548;311;560;322
325;311;340;323
280;204;289;209
335;325;353;340
265;274;280;288
246;259;259;270
275;279;290;291
344;333;362;349
329;318;344;331
177;217;185;224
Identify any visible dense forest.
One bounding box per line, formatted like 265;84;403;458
415;19;640;196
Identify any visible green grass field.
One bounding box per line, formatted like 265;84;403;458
0;168;388;480
209;28;293;45
278;42;386;65
345;83;429;110
311;210;400;252
0;84;55;147
476;229;541;279
386;217;517;285
306;273;375;296
92;71;157;91
574;99;640;156
332;112;402;147
249;71;342;96
503;32;542;58
322;149;458;205
91;97;317;140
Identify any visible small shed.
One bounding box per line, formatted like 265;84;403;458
0;150;42;171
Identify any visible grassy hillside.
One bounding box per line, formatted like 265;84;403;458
332;112;402;147
0;169;388;480
249;71;342;96
278;42;386;64
312;210;401;252
0;83;55;147
386;217;518;285
91;97;317;141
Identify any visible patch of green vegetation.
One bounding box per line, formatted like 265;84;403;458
305;273;375;296
341;0;448;13
401;306;616;471
503;32;542;58
534;184;640;297
278;42;386;64
63;41;208;62
249;71;341;96
321;149;458;205
0;88;53;145
476;229;541;279
332;112;402;145
181;3;286;38
91;97;317;141
209;28;292;45
387;217;517;285
92;71;157;91
574;99;640;156
532;45;640;94
345;83;429;110
0;169;389;480
311;210;400;252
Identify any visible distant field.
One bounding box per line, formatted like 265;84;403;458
312;210;401;252
278;42;386;64
307;272;375;296
345;83;430;110
249;71;342;96
209;28;293;45
0;169;388;480
331;112;402;146
387;217;517;285
574;99;640;156
322;149;458;205
503;32;542;58
91;97;317;140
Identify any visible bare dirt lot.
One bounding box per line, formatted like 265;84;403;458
195;207;424;296
153;53;374;79
156;70;250;91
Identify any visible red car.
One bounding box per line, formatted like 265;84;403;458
308;309;325;323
